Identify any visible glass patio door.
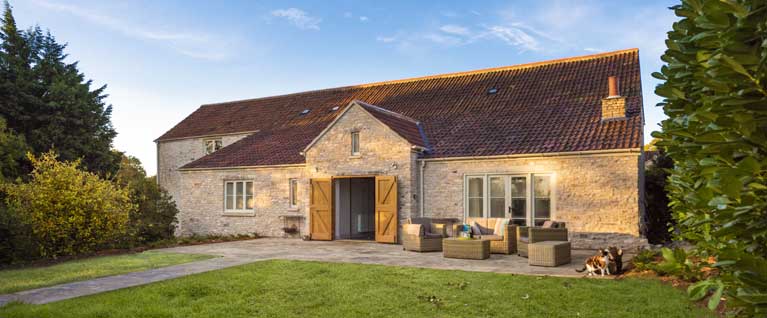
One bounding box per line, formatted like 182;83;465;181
489;176;506;218
509;176;528;225
464;174;553;226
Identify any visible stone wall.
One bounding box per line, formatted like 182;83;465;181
305;104;419;222
157;133;251;208
601;96;626;120
177;166;306;237
158;104;646;249
169;104;419;238
420;153;647;249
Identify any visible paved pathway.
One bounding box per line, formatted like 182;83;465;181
0;238;625;306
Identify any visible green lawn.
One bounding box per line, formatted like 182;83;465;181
0;260;713;318
0;251;215;294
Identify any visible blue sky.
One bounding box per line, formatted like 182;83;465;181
12;0;677;175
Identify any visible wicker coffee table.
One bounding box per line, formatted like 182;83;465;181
442;238;490;260
528;241;571;267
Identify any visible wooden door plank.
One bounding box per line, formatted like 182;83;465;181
375;176;397;243
310;178;333;240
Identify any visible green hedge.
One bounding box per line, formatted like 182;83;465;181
653;0;767;315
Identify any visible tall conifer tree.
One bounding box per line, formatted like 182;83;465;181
0;1;119;176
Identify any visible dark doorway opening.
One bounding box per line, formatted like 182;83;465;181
333;177;375;240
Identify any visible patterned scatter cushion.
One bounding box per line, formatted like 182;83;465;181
541;220;554;228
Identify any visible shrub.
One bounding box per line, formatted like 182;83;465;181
654;248;703;281
653;0;767;315
631;248;704;281
2;152;133;258
644;151;675;244
114;155;178;245
631;249;661;272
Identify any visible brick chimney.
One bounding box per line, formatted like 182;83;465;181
601;76;626;120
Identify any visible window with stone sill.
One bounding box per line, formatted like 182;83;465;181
289;178;299;209
350;131;360;156
204;138;223;155
224;180;254;213
464;174;554;226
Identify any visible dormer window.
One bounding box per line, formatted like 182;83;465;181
351;131;360;156
204;138;223;155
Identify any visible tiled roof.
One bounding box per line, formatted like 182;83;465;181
169;48;644;169
354;101;429;148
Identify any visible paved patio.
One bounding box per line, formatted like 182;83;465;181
0;238;626;306
159;238;613;276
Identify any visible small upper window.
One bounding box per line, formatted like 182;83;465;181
351;131;360;155
205;139;223;155
289;178;299;209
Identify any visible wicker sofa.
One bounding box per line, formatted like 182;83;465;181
452;218;517;254
516;222;568;257
402;218;449;252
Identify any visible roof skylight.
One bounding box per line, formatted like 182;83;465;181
487;87;498;94
300;109;310;115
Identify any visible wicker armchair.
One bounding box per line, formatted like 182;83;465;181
402;219;447;252
516;223;568;257
451;218;518;254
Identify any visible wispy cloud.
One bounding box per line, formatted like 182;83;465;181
439;24;470;36
31;0;232;60
379;22;542;53
376;35;397;43
270;8;321;30
359;16;369;22
479;25;540;51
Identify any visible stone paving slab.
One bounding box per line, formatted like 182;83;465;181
0;256;254;306
0;238;628;306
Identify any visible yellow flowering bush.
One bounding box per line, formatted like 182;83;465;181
2;152;134;258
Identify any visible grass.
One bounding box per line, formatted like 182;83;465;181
0;251;215;294
0;260;714;318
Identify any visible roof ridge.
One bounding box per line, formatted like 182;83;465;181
354;100;420;124
200;48;638;108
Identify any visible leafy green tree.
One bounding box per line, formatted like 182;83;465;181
0;116;27;181
115;154;178;244
653;0;766;315
2;151;133;258
0;1;120;176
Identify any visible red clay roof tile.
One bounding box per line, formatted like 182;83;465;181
169;49;643;169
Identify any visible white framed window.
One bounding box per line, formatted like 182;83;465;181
533;175;552;226
289;178;298;209
351;131;360;155
464;173;554;226
204;138;223;155
467;176;484;217
224;180;254;212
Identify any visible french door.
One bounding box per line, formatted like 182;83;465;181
465;174;553;226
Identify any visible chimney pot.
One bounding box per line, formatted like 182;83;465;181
608;76;619;97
